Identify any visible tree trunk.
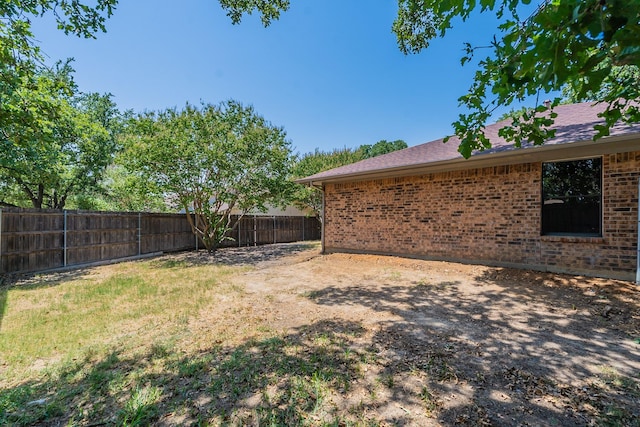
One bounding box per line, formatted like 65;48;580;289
52;190;67;210
184;207;215;253
19;181;42;208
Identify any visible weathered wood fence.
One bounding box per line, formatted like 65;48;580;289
0;208;320;275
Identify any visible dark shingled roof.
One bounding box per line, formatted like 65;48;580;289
298;102;640;184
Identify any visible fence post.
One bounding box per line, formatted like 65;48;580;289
138;212;142;255
302;216;305;241
253;215;257;246
273;215;276;244
63;210;68;267
194;213;198;251
238;216;241;247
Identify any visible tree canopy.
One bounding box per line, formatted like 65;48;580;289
399;0;640;157
359;139;408;159
1;1;117;150
121;101;293;252
5;0;639;214
0;62;119;209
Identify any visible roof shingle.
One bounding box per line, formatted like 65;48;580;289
298;102;640;184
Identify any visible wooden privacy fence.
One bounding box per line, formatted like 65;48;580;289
0;208;320;275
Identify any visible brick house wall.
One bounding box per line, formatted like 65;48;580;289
323;150;640;280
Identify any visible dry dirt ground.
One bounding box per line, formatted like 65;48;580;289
4;242;639;426
172;242;640;426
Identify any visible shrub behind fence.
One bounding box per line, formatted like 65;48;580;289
0;208;320;275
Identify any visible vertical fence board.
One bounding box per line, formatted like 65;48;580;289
0;209;65;274
0;208;320;275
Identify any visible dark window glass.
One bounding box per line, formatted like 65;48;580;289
541;158;602;235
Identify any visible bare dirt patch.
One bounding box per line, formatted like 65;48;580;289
215;242;640;425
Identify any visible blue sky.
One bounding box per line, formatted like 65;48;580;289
32;0;542;155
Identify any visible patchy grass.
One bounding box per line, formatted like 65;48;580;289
0;246;410;426
1;243;639;426
0;256;248;425
119;385;162;426
0;317;381;425
0;260;240;371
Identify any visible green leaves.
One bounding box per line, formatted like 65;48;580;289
0;60;119;209
359;139;408;159
497;103;558;148
393;1;439;55
1;1;119;165
121;101;293;252
218;0;290;26
390;0;640;157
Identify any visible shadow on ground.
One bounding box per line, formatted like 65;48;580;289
2;247;639;426
1;320;377;426
307;267;640;425
152;241;320;269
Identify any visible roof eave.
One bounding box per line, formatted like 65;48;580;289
295;134;640;186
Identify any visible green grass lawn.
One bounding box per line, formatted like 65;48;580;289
0;248;383;426
1;258;249;425
0;259;239;370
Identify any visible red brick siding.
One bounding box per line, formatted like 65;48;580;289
324;150;640;280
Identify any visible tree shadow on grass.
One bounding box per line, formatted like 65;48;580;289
151;241;321;269
0;269;88;291
0;320;385;426
2;261;639;426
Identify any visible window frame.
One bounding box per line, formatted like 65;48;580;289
540;156;603;237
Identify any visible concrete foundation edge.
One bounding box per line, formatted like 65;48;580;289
323;246;635;282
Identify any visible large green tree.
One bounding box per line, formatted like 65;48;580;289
121;101;293;252
0;63;118;209
84;164;168;212
220;0;640;157
8;1;638;160
292;147;362;219
359;139;408;159
1;1;117;150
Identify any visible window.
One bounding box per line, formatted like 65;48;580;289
541;158;602;236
